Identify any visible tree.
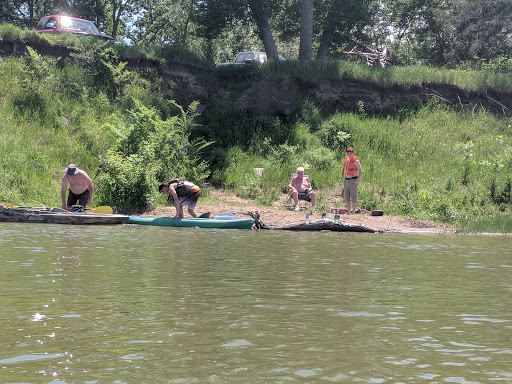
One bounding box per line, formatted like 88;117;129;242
130;0;196;45
1;0;24;25
439;0;512;66
105;0;134;39
368;0;445;66
316;0;372;59
247;0;279;59
298;0;314;60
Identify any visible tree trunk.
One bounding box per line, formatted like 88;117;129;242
111;0;124;39
299;0;314;60
247;0;279;59
317;0;343;59
181;0;195;46
28;0;34;27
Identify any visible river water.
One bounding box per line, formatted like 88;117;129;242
0;223;511;383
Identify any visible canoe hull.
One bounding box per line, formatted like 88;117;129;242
128;216;254;229
0;206;128;225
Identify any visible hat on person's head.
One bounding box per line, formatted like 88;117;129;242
65;164;78;175
347;147;354;153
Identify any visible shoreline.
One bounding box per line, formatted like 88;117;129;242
143;189;456;235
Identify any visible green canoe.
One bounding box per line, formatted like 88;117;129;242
127;215;254;229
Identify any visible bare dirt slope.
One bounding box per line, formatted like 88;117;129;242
144;189;455;234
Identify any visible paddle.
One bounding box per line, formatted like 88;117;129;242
214;212;235;220
88;206;113;214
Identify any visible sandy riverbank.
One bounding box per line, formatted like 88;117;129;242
142;189;455;234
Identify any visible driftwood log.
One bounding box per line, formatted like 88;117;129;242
271;219;375;233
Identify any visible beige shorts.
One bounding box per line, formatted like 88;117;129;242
344;179;358;202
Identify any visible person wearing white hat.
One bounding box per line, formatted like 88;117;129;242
61;164;94;210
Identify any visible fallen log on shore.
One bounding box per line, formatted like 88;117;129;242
268;218;375;233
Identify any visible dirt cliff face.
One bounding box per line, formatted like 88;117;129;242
2;38;511;117
295;77;512;116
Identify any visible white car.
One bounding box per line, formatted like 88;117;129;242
216;51;268;68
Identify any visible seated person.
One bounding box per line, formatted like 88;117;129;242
288;167;316;211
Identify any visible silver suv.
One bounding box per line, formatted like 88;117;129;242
216;51;267;68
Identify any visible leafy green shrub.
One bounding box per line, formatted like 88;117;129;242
316;113;351;153
96;99;210;212
12;47;59;123
69;39;135;100
96;149;157;213
0;24;21;40
301;146;336;171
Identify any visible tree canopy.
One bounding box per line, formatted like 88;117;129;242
2;0;512;68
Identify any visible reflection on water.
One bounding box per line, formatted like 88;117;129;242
0;223;511;383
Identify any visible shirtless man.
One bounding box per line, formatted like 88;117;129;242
288;167;316;211
61;164;94;210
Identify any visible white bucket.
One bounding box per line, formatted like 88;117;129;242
254;168;264;177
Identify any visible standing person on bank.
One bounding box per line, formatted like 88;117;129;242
61;164;94;210
158;179;201;219
342;148;362;215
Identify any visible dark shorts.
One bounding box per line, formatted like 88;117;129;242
179;189;201;210
67;189;90;207
298;189;311;202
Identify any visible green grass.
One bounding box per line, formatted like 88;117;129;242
263;60;512;91
218;100;512;232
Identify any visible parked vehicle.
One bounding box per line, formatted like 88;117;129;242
36;15;114;42
216;51;268;68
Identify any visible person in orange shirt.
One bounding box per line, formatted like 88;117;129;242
342;148;362;214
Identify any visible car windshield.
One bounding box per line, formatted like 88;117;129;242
235;53;249;63
60;17;99;33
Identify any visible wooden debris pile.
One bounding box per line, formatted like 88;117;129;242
276;218;374;233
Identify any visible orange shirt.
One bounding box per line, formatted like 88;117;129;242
342;156;360;177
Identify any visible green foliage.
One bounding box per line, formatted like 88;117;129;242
69;39;135;100
478;56;512;74
96;99;211;213
316;113;352;154
0;23;21;40
260;59;512;91
1;36;512;232
12;47;59;122
455;141;474;186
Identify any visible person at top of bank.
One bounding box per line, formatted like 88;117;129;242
158;179;201;219
61;163;94;210
288;167;316;211
342;147;363;215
